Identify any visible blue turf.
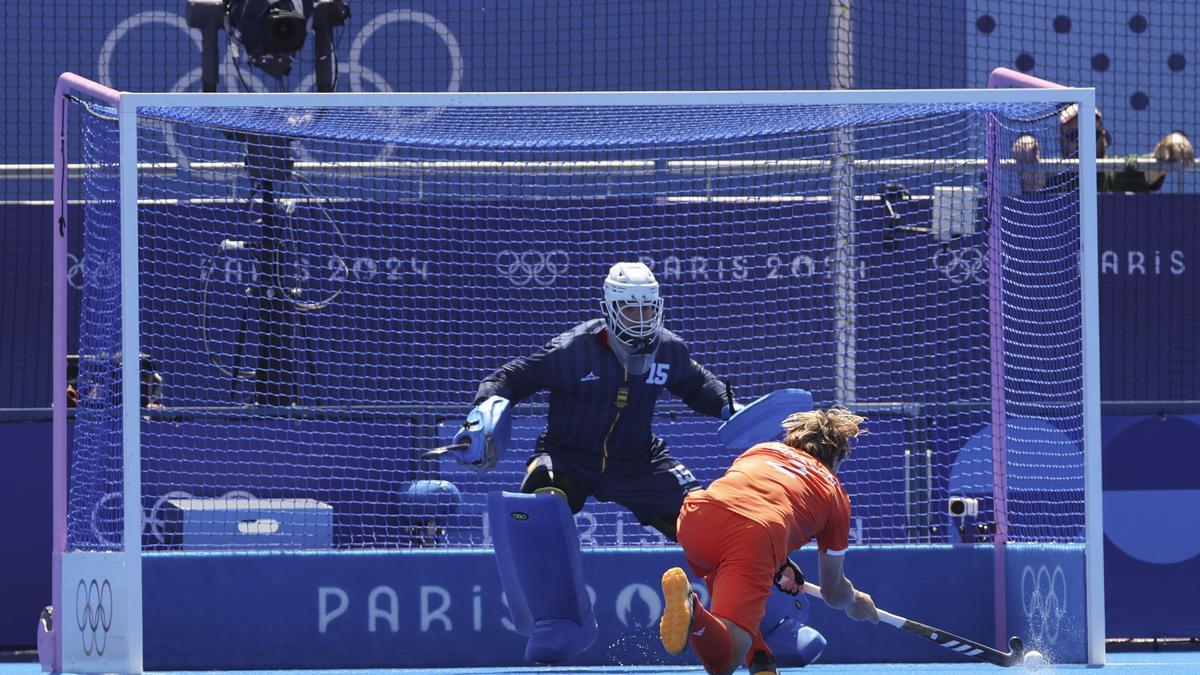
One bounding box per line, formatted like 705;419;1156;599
3;651;1200;674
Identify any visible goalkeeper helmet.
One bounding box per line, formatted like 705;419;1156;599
602;262;664;355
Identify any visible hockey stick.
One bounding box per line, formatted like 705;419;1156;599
802;583;1023;667
421;441;470;460
420;419;481;460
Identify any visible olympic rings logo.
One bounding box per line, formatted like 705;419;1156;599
66;253;119;291
67;253;87;290
495;249;569;287
96;9;463;181
931;244;988;285
99;10;462;96
1021;564;1068;645
75;578;113;656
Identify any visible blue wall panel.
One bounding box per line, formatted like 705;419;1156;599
0;423;52;648
7;194;1195;411
1102;414;1200;638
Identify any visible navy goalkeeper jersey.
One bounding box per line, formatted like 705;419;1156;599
473;318;728;469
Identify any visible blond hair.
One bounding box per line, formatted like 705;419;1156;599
780;406;866;470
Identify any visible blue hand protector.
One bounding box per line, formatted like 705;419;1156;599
717;388;813;451
450;395;512;470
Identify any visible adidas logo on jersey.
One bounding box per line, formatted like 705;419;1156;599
580;371;600;382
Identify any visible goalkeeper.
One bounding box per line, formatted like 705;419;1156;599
456;261;730;537
659;407;879;675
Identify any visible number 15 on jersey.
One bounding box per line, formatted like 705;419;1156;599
646;363;670;385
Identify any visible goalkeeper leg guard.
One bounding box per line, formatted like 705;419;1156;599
756;588;825;666
763;618;826;667
487;491;597;664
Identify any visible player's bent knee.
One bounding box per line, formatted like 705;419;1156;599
533;486;569;502
520;458;587;514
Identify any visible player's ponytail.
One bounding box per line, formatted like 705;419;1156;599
781;406;866;470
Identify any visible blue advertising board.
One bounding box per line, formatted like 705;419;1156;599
13;410;1195;653
1098;195;1199;402
0;423;52;648
138;545;1046;669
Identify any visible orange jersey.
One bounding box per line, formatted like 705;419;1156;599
688;441;851;564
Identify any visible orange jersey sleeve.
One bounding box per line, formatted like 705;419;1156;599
690;442;852;564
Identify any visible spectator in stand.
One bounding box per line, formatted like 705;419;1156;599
1012;104;1193;193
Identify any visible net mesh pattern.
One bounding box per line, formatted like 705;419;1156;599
69;104;126;550
66;97;1086;551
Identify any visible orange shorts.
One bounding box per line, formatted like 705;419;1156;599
676;498;777;636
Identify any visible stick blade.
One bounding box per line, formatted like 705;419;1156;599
421;441;469;460
899;618;1023;667
1003;636;1025;667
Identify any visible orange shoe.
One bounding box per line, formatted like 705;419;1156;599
659;567;694;655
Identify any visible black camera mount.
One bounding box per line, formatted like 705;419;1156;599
185;0;348;406
186;0;349;93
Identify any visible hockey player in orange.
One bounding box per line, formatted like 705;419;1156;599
659;406;879;675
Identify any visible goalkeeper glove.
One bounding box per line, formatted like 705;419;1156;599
720;400;745;420
450;395;512;470
720;380;744;420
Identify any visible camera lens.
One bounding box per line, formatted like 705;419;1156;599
949;499;965;516
265;10;307;52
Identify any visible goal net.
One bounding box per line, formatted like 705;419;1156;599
64;90;1094;556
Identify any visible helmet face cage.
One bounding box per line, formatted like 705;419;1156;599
602;262;664;353
603;295;664;352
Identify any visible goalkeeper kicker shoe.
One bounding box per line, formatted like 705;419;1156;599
659;567;694;655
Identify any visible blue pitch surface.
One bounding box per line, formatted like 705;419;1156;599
4;652;1200;674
